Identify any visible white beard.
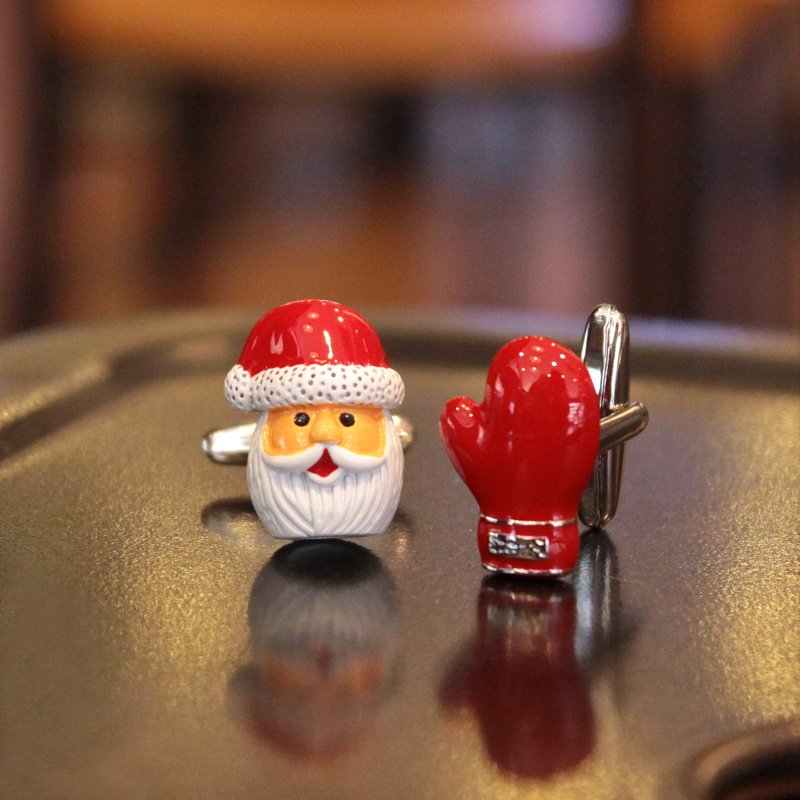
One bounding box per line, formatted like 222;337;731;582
247;410;404;538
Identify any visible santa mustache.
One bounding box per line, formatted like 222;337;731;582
259;441;387;473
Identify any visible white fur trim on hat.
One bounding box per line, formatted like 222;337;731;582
225;363;405;411
225;364;254;411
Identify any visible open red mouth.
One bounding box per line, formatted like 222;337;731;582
307;449;338;478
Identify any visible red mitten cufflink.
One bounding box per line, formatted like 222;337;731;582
440;305;648;577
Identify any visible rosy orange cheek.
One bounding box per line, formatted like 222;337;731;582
262;408;314;455
338;408;386;456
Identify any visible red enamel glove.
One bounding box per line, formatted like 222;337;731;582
440;336;600;576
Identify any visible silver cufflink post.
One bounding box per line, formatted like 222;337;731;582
580;304;648;528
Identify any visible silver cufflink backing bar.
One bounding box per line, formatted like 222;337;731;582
579;304;647;527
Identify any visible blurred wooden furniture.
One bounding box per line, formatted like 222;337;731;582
0;3;31;334
640;0;797;76
32;0;800;330
632;0;800;328
37;0;631;324
42;0;626;85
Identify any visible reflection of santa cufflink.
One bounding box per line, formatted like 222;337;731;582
205;299;409;539
440;305;648;577
230;539;399;759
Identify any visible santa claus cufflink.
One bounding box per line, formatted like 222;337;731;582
205;299;409;539
440;304;648;577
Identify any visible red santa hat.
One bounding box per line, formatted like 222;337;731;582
225;299;405;412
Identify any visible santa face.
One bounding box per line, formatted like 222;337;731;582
247;404;403;538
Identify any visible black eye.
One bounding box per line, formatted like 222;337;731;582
339;412;355;427
293;412;310;426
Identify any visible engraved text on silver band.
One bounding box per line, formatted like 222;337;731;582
487;531;550;560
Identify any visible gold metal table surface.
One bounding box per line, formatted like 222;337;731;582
0;309;797;800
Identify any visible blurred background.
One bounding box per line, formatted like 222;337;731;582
0;0;798;335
